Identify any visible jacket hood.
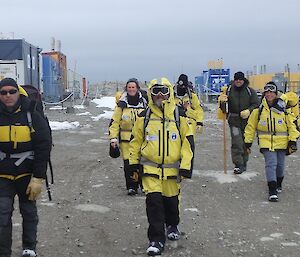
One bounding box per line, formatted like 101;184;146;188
147;77;175;118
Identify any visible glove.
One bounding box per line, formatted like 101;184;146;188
131;171;139;182
219;94;228;103
245;142;252;154
240;109;250;119
286;141;297;155
179;169;192;179
109;138;120;158
26;177;44;201
196;125;203;134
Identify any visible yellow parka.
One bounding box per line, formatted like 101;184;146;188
244;97;300;151
280;91;299;129
175;92;204;134
109;91;147;159
129;78;194;179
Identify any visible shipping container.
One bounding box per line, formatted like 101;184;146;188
0;39;41;89
42;51;67;102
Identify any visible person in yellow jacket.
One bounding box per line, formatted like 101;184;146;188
280;91;300;131
129;77;194;256
244;82;299;202
174;74;204;134
109;78;147;195
0;78;52;257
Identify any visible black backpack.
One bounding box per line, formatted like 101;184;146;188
22;85;54;201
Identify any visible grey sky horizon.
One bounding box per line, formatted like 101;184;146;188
1;0;300;84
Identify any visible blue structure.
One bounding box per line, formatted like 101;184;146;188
41;51;67;102
195;68;230;102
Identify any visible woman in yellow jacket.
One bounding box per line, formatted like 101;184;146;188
174;74;204;135
109;78;147;195
129;77;194;256
244;82;299;202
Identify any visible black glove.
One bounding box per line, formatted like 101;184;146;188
179;169;192;179
244;142;252;154
109;144;120;158
286;141;297;155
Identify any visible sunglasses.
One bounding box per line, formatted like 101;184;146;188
264;84;276;92
0;89;18;95
151;85;170;96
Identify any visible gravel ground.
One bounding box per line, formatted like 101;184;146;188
10;99;300;257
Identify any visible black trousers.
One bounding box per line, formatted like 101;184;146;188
146;192;179;243
123;159;139;190
0;176;38;257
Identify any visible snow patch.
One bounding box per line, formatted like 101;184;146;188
88;139;106;143
184;208;199;213
74;204;110;213
270;233;283;238
193;169;258;184
91;110;114;120
92;97;115;109
74;105;85;109
92;184;104;188
260;237;274;242
281;242;298;247
49;105;66;110
49;121;80;130
13;223;21;227
76;111;91;116
40;202;56;207
293;232;300;236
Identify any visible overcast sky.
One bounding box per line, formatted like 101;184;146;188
1;0;300;83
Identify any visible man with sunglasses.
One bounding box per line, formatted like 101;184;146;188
129;77;194;256
244;81;299;202
0;78;51;257
219;71;259;174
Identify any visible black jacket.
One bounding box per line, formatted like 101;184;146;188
0;96;51;178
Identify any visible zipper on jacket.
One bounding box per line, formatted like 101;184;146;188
269;111;273;150
167;130;169;156
161;105;166;179
158;130;161;156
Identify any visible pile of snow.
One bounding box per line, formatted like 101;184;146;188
92;97;115;109
91;110;114;121
49;121;80;130
49;106;67;110
76;111;91;116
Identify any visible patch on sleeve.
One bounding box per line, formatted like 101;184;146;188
146;135;158;141
171;132;178;141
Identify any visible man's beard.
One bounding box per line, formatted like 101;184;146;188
154;98;164;108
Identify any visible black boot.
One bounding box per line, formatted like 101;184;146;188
276;176;284;193
268;181;278;202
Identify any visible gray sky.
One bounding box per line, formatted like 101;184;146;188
1;0;300;83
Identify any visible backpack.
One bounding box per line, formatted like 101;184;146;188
21;85;54;201
143;106;180;134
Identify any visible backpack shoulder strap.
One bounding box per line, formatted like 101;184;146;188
143;107;152;134
246;86;252;96
174;105;180;131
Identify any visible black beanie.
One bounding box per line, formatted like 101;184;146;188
126;78;140;89
178;74;189;87
234;71;245;81
0;78;19;90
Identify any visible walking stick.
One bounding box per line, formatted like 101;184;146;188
223;103;228;174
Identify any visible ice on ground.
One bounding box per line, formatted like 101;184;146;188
88;139;106;143
193;169;258;184
92;97;115;109
260;237;274;242
184;208;199;213
49;121;80;130
270;233;283;238
91;110;114;120
281;242;298;246
74;105;85;109
49;105;67;110
40;202;56;207
68;130;95;135
293;232;300;236
92;184;104;188
76;111;91;116
74;204;110;213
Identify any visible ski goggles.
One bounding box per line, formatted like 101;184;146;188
0;89;18;95
151;85;170;96
263;84;277;93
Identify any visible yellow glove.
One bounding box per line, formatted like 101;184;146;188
240;109;250;119
219;94;228;103
26;177;44;201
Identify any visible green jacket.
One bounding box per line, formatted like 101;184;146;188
227;79;259;128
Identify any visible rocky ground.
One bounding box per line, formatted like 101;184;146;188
11;98;300;257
